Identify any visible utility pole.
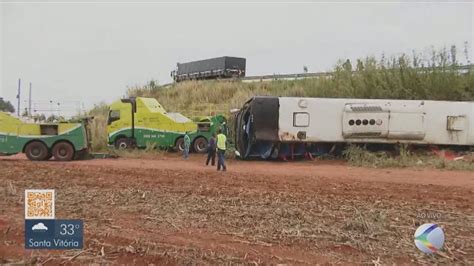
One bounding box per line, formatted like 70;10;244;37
29;82;32;117
17;78;21;116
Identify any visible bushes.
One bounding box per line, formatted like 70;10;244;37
87;102;109;151
127;46;473;118
343;145;474;170
0;98;15;113
343;145;415;168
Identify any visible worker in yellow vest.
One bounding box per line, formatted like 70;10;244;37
216;129;227;171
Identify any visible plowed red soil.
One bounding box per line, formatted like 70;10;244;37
0;154;473;264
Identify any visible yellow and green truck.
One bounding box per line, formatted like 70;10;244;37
0;112;90;161
107;97;227;152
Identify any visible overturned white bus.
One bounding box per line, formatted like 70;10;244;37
234;96;474;159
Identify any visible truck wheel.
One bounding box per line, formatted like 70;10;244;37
52;141;75;161
193;137;208;153
25;141;49;161
175;137;185;152
115;137;130;150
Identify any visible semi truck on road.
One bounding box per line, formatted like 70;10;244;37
171;56;246;82
0;112;90;161
107;97;227;152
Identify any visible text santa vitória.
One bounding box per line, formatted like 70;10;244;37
28;238;80;248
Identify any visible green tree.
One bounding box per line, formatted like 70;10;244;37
0;98;15;113
450;45;457;65
343;59;352;72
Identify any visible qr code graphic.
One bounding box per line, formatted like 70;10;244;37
25;189;55;219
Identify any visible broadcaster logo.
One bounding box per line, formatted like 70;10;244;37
414;223;444;254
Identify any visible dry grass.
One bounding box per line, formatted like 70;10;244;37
344;145;474;171
86;103;109;152
1;160;472;264
89;115;108;152
127;46;473;118
109;142;169;159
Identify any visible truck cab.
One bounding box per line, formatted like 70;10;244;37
107;97;226;153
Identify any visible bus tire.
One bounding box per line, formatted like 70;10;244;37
52;141;75;161
24;141;49;161
175;137;185;152
193;137;208;153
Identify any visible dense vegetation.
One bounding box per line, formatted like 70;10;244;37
127;46;473;117
87;103;109;151
344;145;474;170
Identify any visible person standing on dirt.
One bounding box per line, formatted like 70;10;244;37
183;132;191;160
216;130;227;171
206;133;217;166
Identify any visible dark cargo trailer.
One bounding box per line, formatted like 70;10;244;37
171;56;246;82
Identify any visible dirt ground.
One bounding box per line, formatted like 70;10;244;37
0;154;473;264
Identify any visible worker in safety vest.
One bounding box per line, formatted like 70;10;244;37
216;130;227;171
183;132;191;160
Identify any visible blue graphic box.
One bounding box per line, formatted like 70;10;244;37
25;219;83;249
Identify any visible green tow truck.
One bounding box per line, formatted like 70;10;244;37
0;112;90;161
107;97;227;152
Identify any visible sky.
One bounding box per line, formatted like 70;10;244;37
1;1;473;116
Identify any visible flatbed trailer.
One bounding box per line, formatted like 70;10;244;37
171;56;246;82
235;96;474;159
